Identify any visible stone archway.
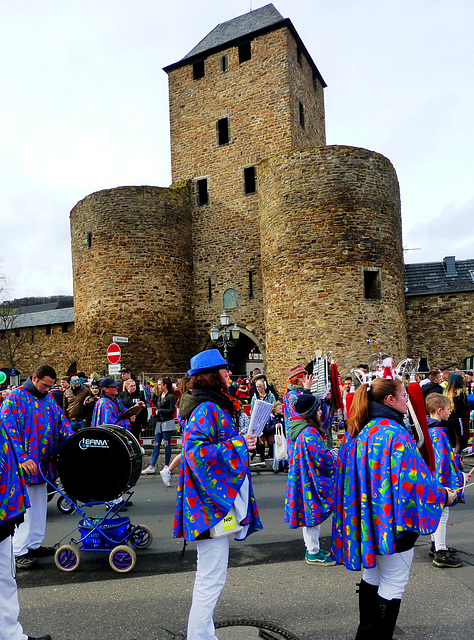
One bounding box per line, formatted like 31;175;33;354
205;327;265;376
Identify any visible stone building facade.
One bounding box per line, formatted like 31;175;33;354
3;5;472;387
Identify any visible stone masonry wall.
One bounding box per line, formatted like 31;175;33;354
406;291;474;368
167;25;326;358
70;184;195;375
258;145;407;391
0;323;77;379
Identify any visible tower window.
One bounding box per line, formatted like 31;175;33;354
62;323;69;334
363;268;382;300
299;101;305;128
193;60;205;79
87;232;92;249
196;178;209;206
297;47;302;66
243;166;257;194
46;324;52;335
221;55;228;73
239;41;251;63
216;117;229;146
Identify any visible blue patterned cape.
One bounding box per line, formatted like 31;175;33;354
1;385;72;484
331;417;446;570
285;425;334;528
174;401;262;541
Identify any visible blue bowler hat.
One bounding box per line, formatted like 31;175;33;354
188;349;233;376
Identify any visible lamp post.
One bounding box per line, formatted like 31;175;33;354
209;310;240;361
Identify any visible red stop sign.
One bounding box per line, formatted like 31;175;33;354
107;343;121;364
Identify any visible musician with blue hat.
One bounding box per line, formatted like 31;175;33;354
174;349;262;640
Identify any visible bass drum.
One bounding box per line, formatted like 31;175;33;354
57;425;143;503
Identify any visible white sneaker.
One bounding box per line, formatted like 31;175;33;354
160;466;172;487
141;466;156;475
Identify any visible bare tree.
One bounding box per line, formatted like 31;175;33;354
0;301;25;369
0;265;24;370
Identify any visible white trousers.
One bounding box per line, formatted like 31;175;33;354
187;536;230;640
13;483;48;557
431;506;449;551
302;525;321;554
362;548;414;600
0;537;28;640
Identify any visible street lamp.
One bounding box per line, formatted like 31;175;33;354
210;311;240;360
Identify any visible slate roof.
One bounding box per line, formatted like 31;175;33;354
405;257;474;296
163;4;326;86
11;307;74;329
182;4;284;60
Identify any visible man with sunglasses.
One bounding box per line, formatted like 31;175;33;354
63;371;91;432
1;365;72;570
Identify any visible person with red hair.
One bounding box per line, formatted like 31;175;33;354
331;377;456;639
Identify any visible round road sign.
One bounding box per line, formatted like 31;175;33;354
107;343;122;364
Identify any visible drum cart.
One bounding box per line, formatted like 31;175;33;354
41;424;153;573
47;488;153;573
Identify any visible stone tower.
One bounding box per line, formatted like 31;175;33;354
259;146;407;386
70;4;406;386
163;4;327;366
70;184;195;375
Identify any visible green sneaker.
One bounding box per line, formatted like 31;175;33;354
305;550;335;566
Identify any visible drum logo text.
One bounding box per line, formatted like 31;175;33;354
79;438;110;450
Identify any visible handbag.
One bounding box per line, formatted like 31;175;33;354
274;424;288;461
209;504;243;538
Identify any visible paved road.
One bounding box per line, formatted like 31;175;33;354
17;461;474;640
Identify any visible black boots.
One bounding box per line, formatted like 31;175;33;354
355;580;401;640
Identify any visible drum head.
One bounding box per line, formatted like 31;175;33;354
57;426;142;503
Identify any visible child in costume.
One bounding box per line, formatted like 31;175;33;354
425;392;471;568
174;349;262;640
331;377;456;640
285;393;335;565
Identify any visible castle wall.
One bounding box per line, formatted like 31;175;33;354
406;291;474;368
70;184;195;375
167;26;326;355
0;323;76;377
258;145;407;390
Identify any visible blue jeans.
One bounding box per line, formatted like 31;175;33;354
69;419;85;432
150;429;172;467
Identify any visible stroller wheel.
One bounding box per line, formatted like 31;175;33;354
127;524;153;549
55;545;80;571
57;495;75;514
109;545;136;573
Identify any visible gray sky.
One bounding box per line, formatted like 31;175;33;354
1;0;473;299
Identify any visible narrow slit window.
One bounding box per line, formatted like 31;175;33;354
248;270;254;299
297;47;302;66
87;232;92;249
208;277;212;301
193;60;205;79
46;324;52;335
221;55;228;73
243;166;257;194
217;117;229;146
299;101;305;128
62;323;69;333
196;179;209;206
239;41;251;63
363;269;382;300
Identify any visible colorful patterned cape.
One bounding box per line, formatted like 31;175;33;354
174;401;262;541
91;397;130;430
1;385;72;485
429;422;464;505
283;386;307;458
0;424;30;523
285;425;335;528
331;417;446;571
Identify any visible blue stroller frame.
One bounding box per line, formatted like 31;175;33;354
40;466;153;573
